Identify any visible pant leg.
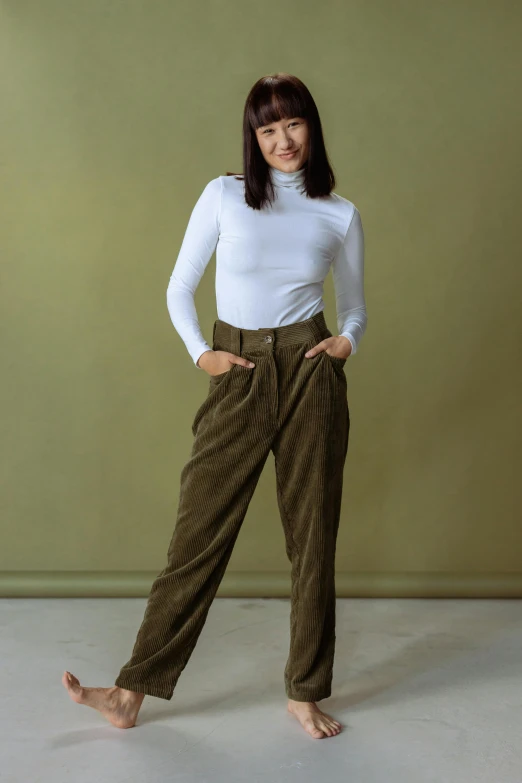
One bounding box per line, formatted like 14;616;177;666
114;359;273;700
271;334;350;702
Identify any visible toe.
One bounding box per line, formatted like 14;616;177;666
66;671;79;685
305;719;325;738
63;671;83;701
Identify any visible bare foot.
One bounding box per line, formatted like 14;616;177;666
287;699;342;738
62;671;145;729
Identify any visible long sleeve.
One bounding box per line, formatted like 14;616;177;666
331;205;367;355
166;177;222;368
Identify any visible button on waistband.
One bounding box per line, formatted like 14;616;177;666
263;335;273;343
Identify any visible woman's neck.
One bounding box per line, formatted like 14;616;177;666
269;165;306;190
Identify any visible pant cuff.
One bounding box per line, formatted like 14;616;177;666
286;686;332;702
114;677;173;701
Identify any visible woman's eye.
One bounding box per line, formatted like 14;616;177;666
263;122;299;134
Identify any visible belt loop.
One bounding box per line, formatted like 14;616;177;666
308;314;324;344
230;323;241;356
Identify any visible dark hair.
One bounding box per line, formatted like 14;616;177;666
225;73;336;210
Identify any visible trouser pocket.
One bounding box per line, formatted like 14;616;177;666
326;353;346;369
209;365;234;386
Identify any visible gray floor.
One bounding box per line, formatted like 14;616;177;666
2;596;521;782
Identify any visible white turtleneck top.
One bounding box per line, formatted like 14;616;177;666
166;165;366;368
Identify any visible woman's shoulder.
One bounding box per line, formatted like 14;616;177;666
329;190;357;210
215;174;246;201
201;173;244;191
327;191;360;227
220;173;245;187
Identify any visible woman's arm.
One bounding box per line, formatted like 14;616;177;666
166;177;222;368
331;205;367;355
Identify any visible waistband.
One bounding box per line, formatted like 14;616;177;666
212;309;330;355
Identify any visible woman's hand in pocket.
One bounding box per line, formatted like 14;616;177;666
304;335;353;360
197;350;255;376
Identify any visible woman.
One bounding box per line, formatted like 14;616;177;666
63;73;367;740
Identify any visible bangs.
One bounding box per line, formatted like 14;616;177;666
248;85;309;130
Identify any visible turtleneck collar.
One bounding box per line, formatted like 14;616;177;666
269;164;306;191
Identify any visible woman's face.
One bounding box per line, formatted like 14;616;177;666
255;116;309;172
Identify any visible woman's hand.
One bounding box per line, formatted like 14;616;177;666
197;350;255;376
304;336;353;360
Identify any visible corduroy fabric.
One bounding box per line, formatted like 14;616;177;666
114;309;350;701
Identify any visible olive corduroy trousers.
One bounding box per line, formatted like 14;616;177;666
114;308;350;701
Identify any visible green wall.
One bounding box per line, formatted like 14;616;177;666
1;1;521;596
